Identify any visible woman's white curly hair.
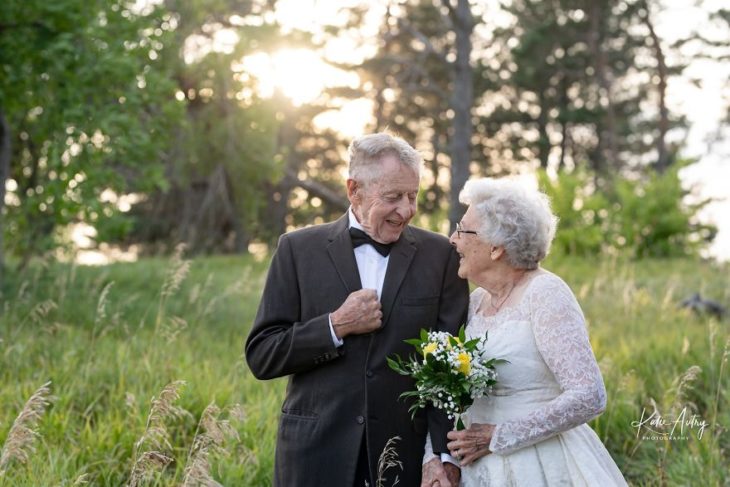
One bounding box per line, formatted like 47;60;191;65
459;178;558;270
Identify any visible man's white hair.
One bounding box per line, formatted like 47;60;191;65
348;132;422;185
459;178;558;270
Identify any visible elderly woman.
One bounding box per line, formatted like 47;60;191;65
423;178;626;486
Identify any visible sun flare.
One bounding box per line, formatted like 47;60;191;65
237;47;372;136
240;49;350;106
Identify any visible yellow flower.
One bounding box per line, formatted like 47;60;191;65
457;352;471;375
423;342;438;357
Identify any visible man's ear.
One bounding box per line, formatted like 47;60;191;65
346;179;360;204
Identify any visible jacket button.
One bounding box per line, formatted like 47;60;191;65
366;370;373;378
356;415;365;424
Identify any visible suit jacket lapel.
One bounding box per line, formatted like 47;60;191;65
380;226;417;328
327;214;362;293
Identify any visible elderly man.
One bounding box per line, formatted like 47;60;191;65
245;132;468;487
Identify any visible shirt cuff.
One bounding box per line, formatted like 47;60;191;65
328;314;344;347
441;452;459;466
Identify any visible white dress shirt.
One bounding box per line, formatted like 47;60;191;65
328;208;389;346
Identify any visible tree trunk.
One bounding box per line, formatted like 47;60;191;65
558;76;569;172
0;108;10;282
447;0;474;232
537;89;550;169
587;1;617;174
267;117;299;243
640;0;670;172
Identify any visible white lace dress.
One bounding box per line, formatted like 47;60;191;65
458;272;626;486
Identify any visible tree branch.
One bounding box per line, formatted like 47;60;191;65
438;0;457;19
397;17;451;65
284;170;349;212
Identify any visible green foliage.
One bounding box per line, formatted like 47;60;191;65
539;164;716;258
609;165;716;258
158;2;285;246
539;169;609;255
0;0;183;259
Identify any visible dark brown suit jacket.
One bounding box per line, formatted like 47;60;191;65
246;214;469;487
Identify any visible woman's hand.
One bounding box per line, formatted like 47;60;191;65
447;423;496;466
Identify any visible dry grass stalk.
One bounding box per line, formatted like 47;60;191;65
128;380;188;486
162;244;191;298
160;316;188;343
0;381;53;474
128;452;174;487
95;281;114;327
72;472;90;485
188;274;213;306
28;299;57;325
668;365;702;416
200;277;246;318
156;244;191;330
373;436;402;487
711;337;730;429
181;402;242;487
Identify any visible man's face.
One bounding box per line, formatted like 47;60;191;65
348;154;419;244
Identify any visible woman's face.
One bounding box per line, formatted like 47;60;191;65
449;206;490;280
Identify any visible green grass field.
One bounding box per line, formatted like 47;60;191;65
0;251;728;486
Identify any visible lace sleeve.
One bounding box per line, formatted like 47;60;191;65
489;274;607;455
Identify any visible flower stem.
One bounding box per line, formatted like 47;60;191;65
454;413;465;431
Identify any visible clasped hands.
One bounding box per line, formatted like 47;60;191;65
447;422;495;466
420;458;460;487
421;423;495;487
331;289;382;338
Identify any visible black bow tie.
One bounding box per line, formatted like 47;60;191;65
349;227;394;257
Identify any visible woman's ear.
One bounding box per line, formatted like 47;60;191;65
490;246;504;260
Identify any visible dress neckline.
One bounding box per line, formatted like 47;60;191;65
473;270;550;321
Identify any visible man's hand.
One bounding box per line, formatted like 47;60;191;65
447;423;495;466
443;461;460;486
330;289;382;339
421;457;456;487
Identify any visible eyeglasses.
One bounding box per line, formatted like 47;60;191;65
455;222;479;237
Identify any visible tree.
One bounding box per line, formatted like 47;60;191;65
353;0;481;231
123;1;355;252
0;0;182;271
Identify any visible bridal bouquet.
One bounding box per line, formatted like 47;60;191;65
387;326;503;429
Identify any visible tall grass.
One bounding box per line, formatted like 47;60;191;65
0;253;727;485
